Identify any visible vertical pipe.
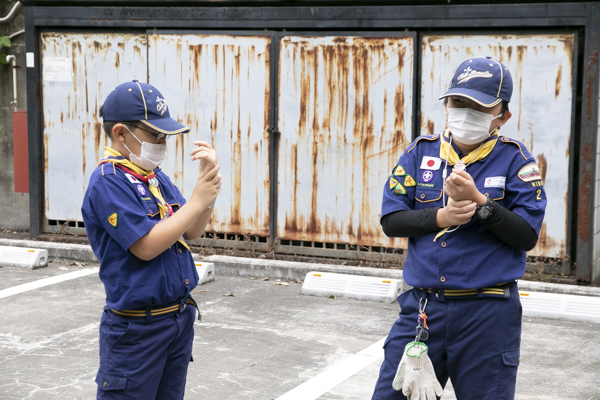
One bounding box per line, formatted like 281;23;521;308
5;55;17;110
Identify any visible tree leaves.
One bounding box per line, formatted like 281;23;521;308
0;36;11;48
0;53;7;64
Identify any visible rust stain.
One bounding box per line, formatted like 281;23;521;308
585;47;598;120
81;122;87;181
555;64;562;99
516;45;526;132
94;121;102;156
117;42;125;50
537;153;547;182
577;143;593;242
115;52;120;69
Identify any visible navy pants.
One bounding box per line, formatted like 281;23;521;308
96;304;196;399
372;284;522;400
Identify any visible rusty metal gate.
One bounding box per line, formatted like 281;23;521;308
39;30;576;263
276;34;414;249
41;33;148;229
420;33;576;259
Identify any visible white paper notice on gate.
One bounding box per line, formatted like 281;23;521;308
43;57;72;82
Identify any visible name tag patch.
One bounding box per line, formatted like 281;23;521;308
420;156;442;171
484;176;506;188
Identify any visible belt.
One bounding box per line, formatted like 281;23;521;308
419;282;514;300
110;296;201;321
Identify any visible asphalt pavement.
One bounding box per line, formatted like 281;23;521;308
0;260;599;399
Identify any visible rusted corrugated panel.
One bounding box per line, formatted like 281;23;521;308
147;34;271;237
42;33;147;223
277;35;414;247
420;34;575;258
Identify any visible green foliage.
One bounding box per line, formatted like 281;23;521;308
0;35;10;65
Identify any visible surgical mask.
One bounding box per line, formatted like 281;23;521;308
447;107;503;145
123;126;167;170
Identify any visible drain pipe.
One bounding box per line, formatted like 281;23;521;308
0;1;22;23
6;55;17;110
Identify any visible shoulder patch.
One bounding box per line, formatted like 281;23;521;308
394;183;407;195
404;174;416;187
393;165;406;177
407;134;440;154
518;163;542;182
390;177;399;190
108;213;118;227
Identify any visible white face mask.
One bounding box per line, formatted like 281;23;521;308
123;126;167;170
447;107;503;145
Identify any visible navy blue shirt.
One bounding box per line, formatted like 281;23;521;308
382;130;547;290
82;162;199;310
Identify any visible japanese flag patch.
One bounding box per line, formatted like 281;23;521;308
420;156;442;171
518;164;542;182
125;173;141;184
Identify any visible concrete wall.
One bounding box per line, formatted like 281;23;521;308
0;2;28;230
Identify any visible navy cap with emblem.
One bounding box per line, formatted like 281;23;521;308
439;56;513;108
102;80;190;135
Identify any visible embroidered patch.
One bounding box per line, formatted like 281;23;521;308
457;66;493;84
484;176;506;189
108;213;118;227
394;183;407;196
528;181;544;188
518;164;542;182
156;96;168;116
390;177;399;190
136;184;147;197
418;183;434;188
420;156;442;170
404;175;416;187
421;170;435;183
125;173;141;184
393;165;406;177
141;197;153;201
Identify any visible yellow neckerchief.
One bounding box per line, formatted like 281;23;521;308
433;129;499;242
99;147;190;251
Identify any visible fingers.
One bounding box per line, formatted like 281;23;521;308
190;141;215;153
201;165;220;181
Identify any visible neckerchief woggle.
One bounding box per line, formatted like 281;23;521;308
99;147;190;251
433;129;499;242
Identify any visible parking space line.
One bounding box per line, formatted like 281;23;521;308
0;268;99;299
275;336;386;400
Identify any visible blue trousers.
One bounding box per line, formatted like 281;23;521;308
96;304;196;399
372;285;522;400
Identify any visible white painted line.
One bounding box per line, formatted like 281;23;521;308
276;336;386;400
0;268;99;299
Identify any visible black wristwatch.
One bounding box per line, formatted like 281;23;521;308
475;197;495;220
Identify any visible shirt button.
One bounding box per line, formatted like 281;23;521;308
440;276;446;283
185;279;190;285
441;241;447;248
178;249;183;254
420;193;426;199
103;382;107;388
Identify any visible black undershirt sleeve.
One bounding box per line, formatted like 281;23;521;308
381;201;538;251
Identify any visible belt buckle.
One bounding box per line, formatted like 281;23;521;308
179;298;188;313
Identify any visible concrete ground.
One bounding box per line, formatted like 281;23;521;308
0;261;599;400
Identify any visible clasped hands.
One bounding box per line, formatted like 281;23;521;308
436;170;488;228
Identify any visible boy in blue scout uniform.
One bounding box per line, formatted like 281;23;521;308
372;58;547;400
82;80;222;399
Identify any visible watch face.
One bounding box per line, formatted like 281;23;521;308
477;206;492;219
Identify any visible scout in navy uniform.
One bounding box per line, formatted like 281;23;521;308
82;80;221;399
372;57;547;400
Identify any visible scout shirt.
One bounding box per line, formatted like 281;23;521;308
82;162;199;311
381;129;547;290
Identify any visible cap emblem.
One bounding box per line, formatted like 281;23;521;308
457;66;493;84
156;96;168;116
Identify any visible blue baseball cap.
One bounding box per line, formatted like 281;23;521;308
102;80;189;135
439;56;513;107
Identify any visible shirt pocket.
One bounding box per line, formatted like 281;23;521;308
414;188;443;210
482;188;506;206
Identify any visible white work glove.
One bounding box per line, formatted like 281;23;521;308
392;342;443;400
